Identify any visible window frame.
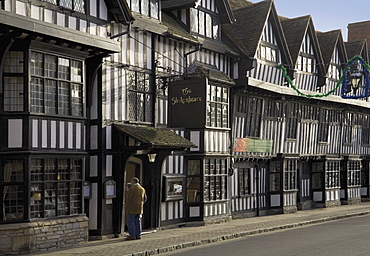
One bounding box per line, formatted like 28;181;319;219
126;69;154;123
284;159;297;191
1;160;25;222
286;102;299;140
3;50;26;112
30;51;84;117
204;158;228;202
325;161;340;189
125;0;159;19
42;0;86;14
206;83;229;128
30;158;83;219
245;97;263;138
238;168;251;196
190;7;220;40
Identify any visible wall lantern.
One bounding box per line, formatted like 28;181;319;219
350;61;362;94
148;153;157;163
341;56;370;99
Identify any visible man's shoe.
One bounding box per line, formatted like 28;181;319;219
136;237;141;239
125;236;136;241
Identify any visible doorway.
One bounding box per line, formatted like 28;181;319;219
125;158;148;230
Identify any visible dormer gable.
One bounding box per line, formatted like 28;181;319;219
317;30;347;78
345;40;369;62
281;15;325;77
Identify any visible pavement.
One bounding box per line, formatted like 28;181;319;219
33;202;370;256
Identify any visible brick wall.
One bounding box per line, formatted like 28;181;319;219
0;216;88;254
348;20;370;42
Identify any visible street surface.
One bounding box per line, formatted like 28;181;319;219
162;214;370;256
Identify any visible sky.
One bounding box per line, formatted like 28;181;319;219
249;0;370;41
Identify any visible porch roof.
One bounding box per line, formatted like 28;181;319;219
114;124;196;149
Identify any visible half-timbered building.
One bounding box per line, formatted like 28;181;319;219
3;0;370;254
0;0;134;253
225;0;370;218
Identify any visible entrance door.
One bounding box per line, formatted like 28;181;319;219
298;161;311;210
125;159;149;230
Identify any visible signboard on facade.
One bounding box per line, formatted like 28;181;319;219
168;78;206;128
233;138;273;153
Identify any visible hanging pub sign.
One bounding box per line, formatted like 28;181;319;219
168;77;206;128
341;56;370;99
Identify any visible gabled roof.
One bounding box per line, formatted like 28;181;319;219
222;0;292;66
345;40;368;62
162;0;235;24
317;30;347;73
280;15;310;63
223;0;271;57
280;15;324;74
228;0;254;10
104;0;134;24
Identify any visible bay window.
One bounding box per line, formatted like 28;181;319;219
206;84;228;128
30;158;83;219
30;51;83;117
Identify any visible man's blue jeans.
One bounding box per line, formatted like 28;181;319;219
127;214;142;238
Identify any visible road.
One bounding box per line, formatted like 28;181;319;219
161;214;370;256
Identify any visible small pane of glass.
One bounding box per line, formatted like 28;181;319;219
30;52;43;76
3;185;24;221
73;0;85;13
60;0;72;9
71;83;82;116
188;160;201;175
58;57;70;80
4;77;24;112
187;177;200;202
59;82;70;115
45;55;57;78
45;80;57;114
71;60;82;82
31;77;44;113
4;51;24;73
44;183;56;217
150;0;159;19
141;0;149;16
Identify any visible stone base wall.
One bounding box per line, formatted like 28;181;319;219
0;215;88;255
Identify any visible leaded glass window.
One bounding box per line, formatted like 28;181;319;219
42;0;85;13
1;161;24;222
206;84;228;128
30;51;83;117
3;51;25;112
30;158;83;219
204;158;227;201
126;0;159;19
126;70;153;123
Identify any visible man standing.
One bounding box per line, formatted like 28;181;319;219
125;177;147;240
